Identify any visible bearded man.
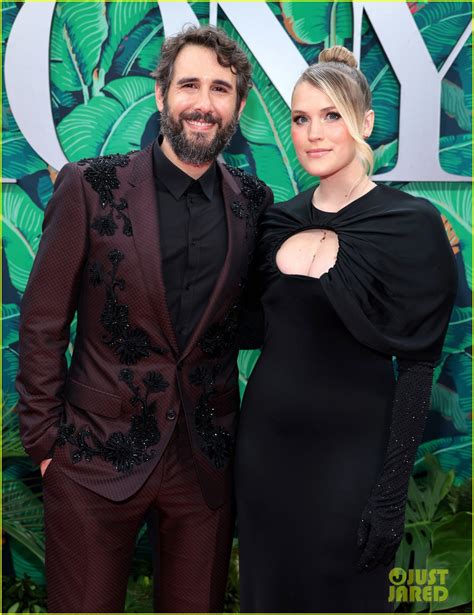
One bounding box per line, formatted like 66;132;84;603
17;24;273;613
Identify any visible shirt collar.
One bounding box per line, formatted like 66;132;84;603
152;137;217;201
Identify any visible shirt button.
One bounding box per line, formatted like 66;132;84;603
166;410;176;421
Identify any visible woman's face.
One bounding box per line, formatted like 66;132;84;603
291;81;359;179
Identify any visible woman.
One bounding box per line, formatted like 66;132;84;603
235;46;457;613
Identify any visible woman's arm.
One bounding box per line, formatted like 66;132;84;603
356;359;435;571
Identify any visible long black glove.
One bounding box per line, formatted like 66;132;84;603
356;359;435;571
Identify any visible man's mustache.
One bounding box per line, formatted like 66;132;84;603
179;111;222;127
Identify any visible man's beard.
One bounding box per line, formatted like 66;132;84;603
160;102;239;165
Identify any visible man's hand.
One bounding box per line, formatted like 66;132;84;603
40;458;53;477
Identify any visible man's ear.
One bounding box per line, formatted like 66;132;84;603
155;83;164;113
237;97;247;120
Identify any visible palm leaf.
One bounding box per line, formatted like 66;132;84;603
3;348;19;407
2;133;47;179
2;185;44;293
439;134;472;177
3;476;45;563
57;95;124;159
237;349;261;399
441;79;471;132
281;1;352;46
402;182;472;285
372;139;398;174
431;382;467;433
443;305;472;353
2;303;20;351
99;1;153;77
101;77;156;153
413;2;472;67
109;11;163;77
415;436;472;484
426;511;472;610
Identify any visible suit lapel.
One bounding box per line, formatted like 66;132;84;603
124;144;179;357
179;162;246;361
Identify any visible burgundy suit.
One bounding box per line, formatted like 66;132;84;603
16;143;272;612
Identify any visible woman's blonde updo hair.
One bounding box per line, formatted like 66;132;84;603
296;45;374;175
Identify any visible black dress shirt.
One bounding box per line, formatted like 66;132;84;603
152;140;227;352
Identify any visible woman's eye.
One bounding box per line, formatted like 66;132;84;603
325;111;341;121
292;115;307;125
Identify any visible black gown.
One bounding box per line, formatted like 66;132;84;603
235;184;457;613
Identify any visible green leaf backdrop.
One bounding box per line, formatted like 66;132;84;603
2;1;472;611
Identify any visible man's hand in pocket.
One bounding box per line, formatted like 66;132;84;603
40;458;53;477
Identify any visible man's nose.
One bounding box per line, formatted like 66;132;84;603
194;87;213;113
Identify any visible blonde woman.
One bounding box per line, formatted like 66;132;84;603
235;46;457;613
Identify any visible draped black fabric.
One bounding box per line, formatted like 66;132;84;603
259;184;457;362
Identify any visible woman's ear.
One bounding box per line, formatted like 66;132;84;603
363;109;375;139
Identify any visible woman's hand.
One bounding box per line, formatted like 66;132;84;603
356;499;405;571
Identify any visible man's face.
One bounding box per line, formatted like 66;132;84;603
156;44;245;165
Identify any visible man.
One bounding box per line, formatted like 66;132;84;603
17;25;272;613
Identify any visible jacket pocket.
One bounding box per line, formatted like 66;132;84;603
64;378;122;418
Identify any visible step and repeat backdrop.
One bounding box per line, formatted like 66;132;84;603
2;1;472;612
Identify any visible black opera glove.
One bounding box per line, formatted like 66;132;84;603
356;359;435;572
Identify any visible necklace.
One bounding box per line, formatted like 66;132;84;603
311;230;327;263
312;176;371;212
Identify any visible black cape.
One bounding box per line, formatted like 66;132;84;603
258;183;457;362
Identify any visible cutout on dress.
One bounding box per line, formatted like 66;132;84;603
275;228;339;280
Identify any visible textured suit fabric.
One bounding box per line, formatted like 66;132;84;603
16;142;272;612
16;143;273;507
44;417;234;613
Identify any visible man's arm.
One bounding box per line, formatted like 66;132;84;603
16;163;88;466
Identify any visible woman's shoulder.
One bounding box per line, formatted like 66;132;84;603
376;184;440;221
262;186;315;225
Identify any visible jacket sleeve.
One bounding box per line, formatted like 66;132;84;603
16;162;88;465
238;185;274;350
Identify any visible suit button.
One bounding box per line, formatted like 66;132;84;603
177;361;183;371
166;410;176;421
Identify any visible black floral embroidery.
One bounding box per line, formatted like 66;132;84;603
91;212;118;236
189;364;234;469
78;153;133;237
225;165;266;239
89;249;165;365
88;262;104;287
56;369;168;472
199;302;241;358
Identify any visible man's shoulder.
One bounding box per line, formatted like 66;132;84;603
222;163;270;206
75;149;139;173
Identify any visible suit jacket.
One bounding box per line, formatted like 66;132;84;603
16;143;273;508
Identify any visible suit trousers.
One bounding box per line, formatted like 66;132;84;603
43;413;235;613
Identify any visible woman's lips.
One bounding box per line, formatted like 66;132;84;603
306;149;332;158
